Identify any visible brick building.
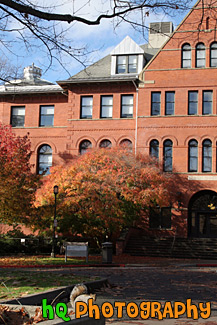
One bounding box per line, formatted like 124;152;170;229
1;0;217;253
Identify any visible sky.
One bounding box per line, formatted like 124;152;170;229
1;0;196;83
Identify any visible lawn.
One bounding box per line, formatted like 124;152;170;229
0;269;97;300
0;255;100;267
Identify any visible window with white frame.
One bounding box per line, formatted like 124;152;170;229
196;43;206;68
11;106;25;127
81;96;93;119
38;145;52;175
40;105;54;126
100;96;113;118
116;55;138;74
121;95;133;118
182;43;191;68
210;42;217;67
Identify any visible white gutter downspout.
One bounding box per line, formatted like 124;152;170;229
132;80;139;156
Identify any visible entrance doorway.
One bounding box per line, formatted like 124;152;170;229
188;190;217;237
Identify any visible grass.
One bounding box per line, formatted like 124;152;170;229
0;269;97;300
0;255;101;266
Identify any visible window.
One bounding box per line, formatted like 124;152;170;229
151;92;161;116
81;96;93;119
99;139;112;148
188;140;198;172
182;43;191;68
79;140;92;155
165;92;175;115
101;96;113;118
116;55;137;74
150;140;159;159
161;207;172;229
203;90;212;115
149;207;171;229
128;55;137;73
38;145;52;175
202;139;212;172
210;42;217;67
196;43;206;68
11;106;25;127
188;91;198;115
121;95;133;118
120;139;133;151
40;105;54;127
163;140;173;172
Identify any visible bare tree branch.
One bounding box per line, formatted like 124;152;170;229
0;0;193;80
0;0;189;25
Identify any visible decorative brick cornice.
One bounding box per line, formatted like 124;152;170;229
30;136;66;139
72;128;135;132
138;125;217;129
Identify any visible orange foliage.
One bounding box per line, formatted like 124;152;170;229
34;149;175;243
0;124;38;224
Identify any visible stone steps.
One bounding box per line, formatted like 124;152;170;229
124;236;217;259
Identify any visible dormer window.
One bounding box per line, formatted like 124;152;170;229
116;55;137;74
110;36;144;75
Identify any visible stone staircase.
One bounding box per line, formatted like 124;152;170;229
124;235;217;259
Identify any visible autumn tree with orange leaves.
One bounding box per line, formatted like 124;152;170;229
0;124;38;225
34;148;175;244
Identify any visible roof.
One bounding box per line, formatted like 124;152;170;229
0;83;63;95
110;36;144;55
58;43;159;84
0;63;63;95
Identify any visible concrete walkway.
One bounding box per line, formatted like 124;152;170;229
33;258;217;324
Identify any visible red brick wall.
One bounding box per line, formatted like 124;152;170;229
66;82;137;155
136;0;217;237
0;93;68;172
2;0;217;239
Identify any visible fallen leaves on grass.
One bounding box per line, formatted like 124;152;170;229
0;270;92;300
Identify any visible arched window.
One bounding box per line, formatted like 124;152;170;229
38;145;52;175
188;190;217;237
99;139;112;148
150;140;159;159
163;140;173;172
188;140;198;172
182;43;191;68
120;139;133;151
79;140;92;155
196;43;205;68
210;42;217;67
202;139;212;172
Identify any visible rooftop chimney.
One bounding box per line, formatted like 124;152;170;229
148;22;173;48
23;63;42;80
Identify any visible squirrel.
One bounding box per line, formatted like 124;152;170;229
70;284;96;313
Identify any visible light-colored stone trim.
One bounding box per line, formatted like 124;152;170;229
188;175;217;181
